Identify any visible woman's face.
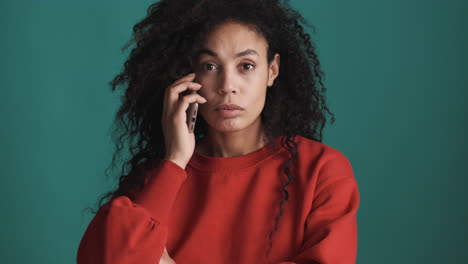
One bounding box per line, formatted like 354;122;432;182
192;21;280;133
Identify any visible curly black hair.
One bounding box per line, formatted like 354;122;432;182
85;0;335;260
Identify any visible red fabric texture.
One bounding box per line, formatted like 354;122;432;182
77;135;360;264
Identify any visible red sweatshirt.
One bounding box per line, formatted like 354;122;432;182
76;135;360;264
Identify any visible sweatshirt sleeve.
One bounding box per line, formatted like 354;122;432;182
278;151;360;264
76;159;187;264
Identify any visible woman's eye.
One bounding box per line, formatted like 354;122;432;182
203;63;216;71
242;63;255;71
201;63;255;71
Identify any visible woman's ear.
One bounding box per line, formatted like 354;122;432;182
267;53;280;87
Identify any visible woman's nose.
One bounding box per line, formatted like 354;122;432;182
217;69;238;94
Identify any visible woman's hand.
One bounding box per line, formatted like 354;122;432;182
162;73;207;170
159;247;176;264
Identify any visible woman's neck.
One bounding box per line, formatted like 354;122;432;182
195;130;269;158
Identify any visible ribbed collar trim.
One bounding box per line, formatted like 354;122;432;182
187;135;286;172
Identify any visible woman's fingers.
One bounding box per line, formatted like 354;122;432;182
160;72;207;169
174;92;206;120
164;75;202;116
171;73;197;88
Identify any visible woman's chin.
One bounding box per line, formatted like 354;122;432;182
207;119;244;133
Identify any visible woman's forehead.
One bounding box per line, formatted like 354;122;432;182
196;23;268;59
195;48;260;60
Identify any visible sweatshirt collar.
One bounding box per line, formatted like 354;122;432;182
187;135;285;172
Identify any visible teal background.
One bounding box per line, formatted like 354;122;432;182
1;0;466;263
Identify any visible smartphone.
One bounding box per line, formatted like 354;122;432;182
179;60;198;133
186;91;198;133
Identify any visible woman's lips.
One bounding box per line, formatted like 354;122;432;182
217;109;243;118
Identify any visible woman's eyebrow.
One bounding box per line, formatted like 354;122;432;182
195;48;259;58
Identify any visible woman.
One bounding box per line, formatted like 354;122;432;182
77;0;360;263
